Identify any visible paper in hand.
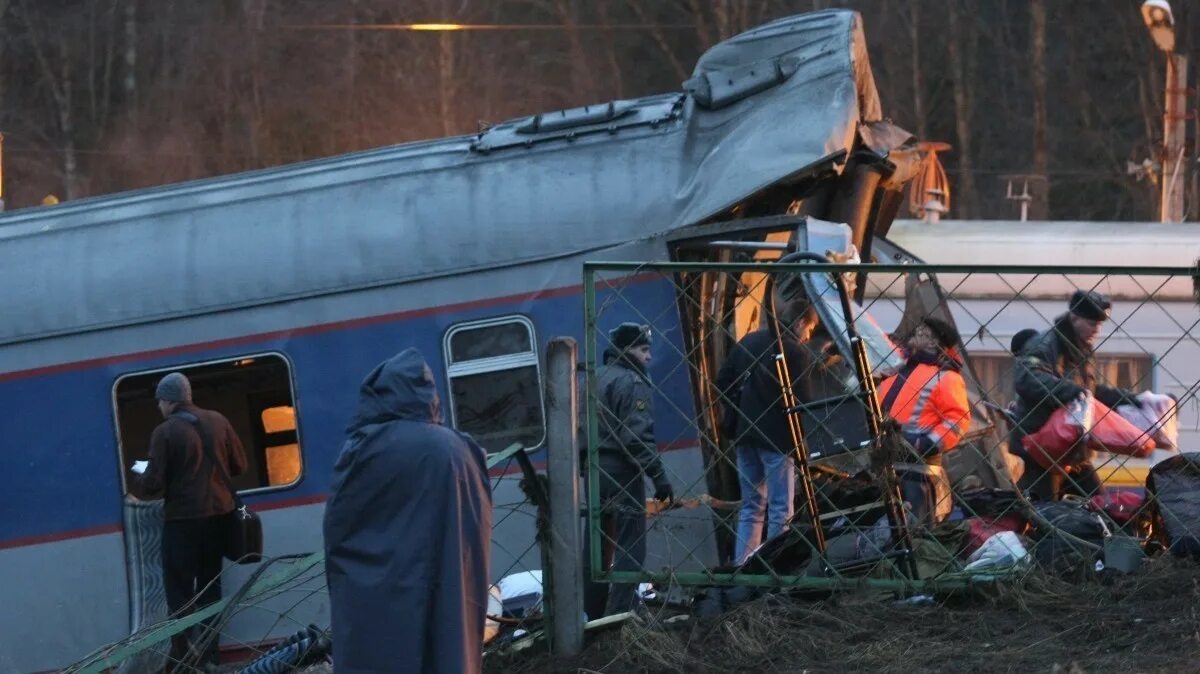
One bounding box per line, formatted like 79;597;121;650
131;460;149;475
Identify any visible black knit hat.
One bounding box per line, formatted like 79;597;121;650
1010;328;1039;355
609;323;651;351
1069;289;1112;322
918;316;959;350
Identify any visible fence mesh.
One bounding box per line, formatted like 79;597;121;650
64;444;552;673
583;261;1199;597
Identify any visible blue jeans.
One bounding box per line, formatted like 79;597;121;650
735;446;796;563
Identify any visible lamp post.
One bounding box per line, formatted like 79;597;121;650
1142;0;1187;222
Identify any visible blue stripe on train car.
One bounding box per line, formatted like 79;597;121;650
0;275;697;547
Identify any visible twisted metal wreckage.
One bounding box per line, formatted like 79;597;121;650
584;258;1197;598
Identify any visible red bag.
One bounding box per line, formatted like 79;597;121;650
963;513;1027;557
1087;400;1155;457
1022;396;1092;472
1089;491;1145;524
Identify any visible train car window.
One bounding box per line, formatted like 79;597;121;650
445;316;546;454
113;353;303;496
449;321;533;362
969;352;1154;408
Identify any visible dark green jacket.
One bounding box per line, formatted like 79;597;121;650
595;348;669;489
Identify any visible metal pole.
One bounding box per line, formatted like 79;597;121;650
1162;53;1188;222
583;269;604;609
545;337;583;656
0;131;5;212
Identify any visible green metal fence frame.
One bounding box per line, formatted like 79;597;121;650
582;261;1198;592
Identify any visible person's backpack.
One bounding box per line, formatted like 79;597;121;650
1146;453;1200;557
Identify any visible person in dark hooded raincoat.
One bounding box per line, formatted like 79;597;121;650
324;348;492;674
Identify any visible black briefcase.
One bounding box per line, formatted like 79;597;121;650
227;503;264;564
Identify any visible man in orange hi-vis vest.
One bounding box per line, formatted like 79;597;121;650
877;316;970;524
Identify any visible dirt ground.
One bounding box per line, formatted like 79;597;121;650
485;559;1200;674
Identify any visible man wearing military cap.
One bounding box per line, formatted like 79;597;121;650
1010;289;1138;500
587;321;673;617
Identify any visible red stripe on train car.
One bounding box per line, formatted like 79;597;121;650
0;271;661;383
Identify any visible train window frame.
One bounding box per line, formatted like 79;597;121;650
444;315;547;454
110;351;305;497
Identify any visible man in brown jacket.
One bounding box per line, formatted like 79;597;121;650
136;372;247;668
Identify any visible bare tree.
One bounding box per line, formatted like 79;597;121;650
123;0;135;103
595;0;625;98
1029;0;1048;219
626;0;689;84
15;0;79;199
907;0;927;141
946;0;977;219
0;0;1187;220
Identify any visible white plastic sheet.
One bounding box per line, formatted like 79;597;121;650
964;531;1029;571
1116;392;1180;451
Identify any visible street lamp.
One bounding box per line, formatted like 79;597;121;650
1141;0;1186;222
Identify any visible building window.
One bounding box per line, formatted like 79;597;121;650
969;351;1155;408
114;353;303;496
445;317;546;454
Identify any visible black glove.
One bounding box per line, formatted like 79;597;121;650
654;482;674;503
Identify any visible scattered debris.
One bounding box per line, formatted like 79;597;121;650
486;559;1200;673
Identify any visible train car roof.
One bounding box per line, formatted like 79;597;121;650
888;220;1200;268
0;10;884;346
885;220;1200;300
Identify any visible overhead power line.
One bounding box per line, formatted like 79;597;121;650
284;23;697;32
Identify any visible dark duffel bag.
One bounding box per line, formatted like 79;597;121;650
1147;453;1200;558
1030;499;1107;575
957;487;1025;519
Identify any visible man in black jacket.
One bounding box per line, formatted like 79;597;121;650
1011;290;1137;500
137;372;247;669
716;300;818;563
589;322;673;616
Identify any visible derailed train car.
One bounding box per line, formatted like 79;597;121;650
0;10;1008;670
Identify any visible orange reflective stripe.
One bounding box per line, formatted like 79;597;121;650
920;370;970;451
883;363;938;425
881;364;970;452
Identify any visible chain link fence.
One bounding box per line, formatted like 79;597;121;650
64;444;554;673
583;261;1199;597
